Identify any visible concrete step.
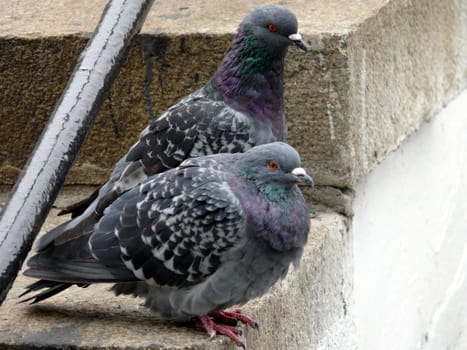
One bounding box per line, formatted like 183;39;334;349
0;187;350;349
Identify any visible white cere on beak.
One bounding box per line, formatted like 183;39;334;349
291;167;307;176
291;167;314;186
288;33;303;41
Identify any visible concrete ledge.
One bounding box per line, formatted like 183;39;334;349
0;188;351;350
1;0;465;215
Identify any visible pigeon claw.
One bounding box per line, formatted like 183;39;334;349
212;309;259;330
198;315;246;348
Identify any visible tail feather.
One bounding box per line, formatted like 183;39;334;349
20;169;138;304
19;280;79;304
58;187;100;218
35;208;98;252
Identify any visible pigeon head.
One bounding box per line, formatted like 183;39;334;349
240;5;308;55
210;5;306;131
238;142;313;203
225;5;306;73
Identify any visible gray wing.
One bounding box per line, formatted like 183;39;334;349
86;89;255;218
90;165;246;288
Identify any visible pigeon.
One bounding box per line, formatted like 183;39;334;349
60;4;307;220
21;142;313;348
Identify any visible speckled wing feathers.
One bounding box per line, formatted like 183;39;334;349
91;165;245;289
126;90;254;173
87;89;256;219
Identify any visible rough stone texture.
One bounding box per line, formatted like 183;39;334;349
346;0;467;185
0;188;351;350
1;0;465;215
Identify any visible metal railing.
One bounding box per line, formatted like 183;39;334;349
0;0;155;305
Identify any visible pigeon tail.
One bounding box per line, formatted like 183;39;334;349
19;280;80;304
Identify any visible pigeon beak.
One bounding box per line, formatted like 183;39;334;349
288;33;308;52
291;167;314;187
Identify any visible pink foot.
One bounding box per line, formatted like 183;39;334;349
211;309;259;330
198;315;245;348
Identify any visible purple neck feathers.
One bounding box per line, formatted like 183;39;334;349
210;33;287;139
227;174;309;252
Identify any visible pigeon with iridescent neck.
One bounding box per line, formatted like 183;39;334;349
22;142;313;348
59;4;307;222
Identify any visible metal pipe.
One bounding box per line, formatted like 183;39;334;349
0;0;155;305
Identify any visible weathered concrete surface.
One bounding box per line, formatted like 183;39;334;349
0;188;351;350
1;0;465;215
353;89;467;350
346;0;467;187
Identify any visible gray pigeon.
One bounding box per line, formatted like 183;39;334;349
60;4;307;219
22;142;313;347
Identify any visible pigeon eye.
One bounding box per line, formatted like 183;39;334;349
267;24;277;32
267;160;279;170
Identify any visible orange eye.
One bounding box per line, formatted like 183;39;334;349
267;160;279;170
267;24;277;32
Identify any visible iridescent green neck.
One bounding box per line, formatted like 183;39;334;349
239;163;292;204
258;184;292;204
215;27;286;83
236;35;281;76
